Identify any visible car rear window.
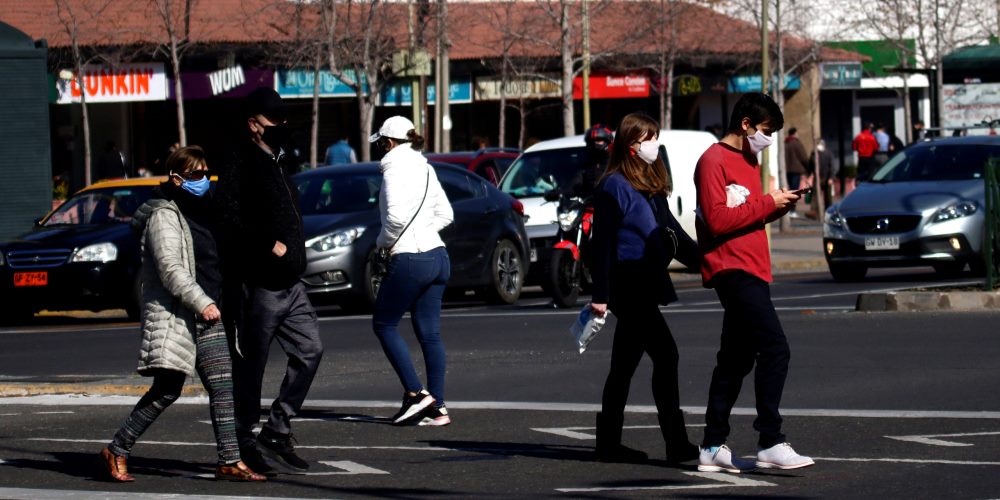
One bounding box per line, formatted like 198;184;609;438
870;144;1000;182
500;147;589;198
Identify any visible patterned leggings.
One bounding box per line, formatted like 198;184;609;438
109;321;240;465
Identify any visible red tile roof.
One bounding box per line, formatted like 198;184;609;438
0;1;865;64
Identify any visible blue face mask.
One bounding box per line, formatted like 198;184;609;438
180;176;211;197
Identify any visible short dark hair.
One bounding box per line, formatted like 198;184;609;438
788;127;797;136
726;93;784;133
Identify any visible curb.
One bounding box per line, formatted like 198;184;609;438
0;383;206;398
856;291;1000;312
773;259;828;273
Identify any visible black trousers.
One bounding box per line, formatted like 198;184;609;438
601;265;687;445
703;270;790;449
232;282;323;448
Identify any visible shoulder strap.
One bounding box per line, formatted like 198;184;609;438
388;168;431;251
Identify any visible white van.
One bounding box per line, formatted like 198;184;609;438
498;129;717;278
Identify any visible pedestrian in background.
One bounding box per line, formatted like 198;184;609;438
100;146;265;483
588;112;700;465
783;127;808;218
873;123;891;167
694;92;814;473
215;87;323;475
809;139;836;207
370;116;455;427
851;123;878;181
324;133;357;165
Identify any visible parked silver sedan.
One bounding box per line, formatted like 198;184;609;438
823;136;1000;281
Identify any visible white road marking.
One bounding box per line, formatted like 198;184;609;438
199;415;382;425
532;424;705;440
7;396;1000;420
555;471;776;493
33;411;73;415
0;487;311;500
312;460;390;475
813;456;1000;466
886;431;1000;447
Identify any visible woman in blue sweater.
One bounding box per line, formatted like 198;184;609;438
589;113;700;464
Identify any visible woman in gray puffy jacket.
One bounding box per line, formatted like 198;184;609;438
99;147;264;482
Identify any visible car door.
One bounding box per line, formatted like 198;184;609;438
435;167;492;287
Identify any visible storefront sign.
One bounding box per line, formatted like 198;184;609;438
380;79;473;106
275;69;368;98
727;74;800;93
474;77;561;101
573;73;649;99
820;62;863;88
56;62;167;104
943;83;1000;134
176;67;274;100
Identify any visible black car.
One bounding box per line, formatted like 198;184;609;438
295;162;529;310
0;178;161;323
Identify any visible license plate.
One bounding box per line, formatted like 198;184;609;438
530;247;538;263
865;236;900;251
13;271;48;287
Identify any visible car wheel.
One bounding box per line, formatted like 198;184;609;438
828;262;867;282
477;239;523;305
547;248;581;308
932;262;966;277
1;306;35;325
126;274;142;321
342;250;380;313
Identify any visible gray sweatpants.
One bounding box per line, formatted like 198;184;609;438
233;282;323;447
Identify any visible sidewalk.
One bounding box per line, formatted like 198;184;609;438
770;216;827;274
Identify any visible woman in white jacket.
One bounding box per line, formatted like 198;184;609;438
370;116;455;426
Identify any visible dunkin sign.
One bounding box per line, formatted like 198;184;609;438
57;63;168;104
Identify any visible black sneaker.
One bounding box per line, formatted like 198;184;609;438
239;445;278;477
391;390;435;424
256;429;309;473
417;406;451;427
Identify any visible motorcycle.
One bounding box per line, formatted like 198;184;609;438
543;190;593;308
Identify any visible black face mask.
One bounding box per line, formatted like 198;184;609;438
260;124;290;151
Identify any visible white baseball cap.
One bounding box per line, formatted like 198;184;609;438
369;115;415;143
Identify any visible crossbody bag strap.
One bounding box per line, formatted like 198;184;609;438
387;167;431;251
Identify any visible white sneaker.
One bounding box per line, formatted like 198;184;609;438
756;442;815;470
697;445;757;473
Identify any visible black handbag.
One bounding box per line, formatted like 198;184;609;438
648;195;678;263
372;169;430;282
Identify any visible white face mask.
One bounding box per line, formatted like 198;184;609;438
636;139;659;164
746;128;773;154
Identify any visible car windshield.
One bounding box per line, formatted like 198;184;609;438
296;172;383;215
500;147;589;198
43;186;154;226
870;144;1000;182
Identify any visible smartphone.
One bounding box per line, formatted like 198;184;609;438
792;186;814;196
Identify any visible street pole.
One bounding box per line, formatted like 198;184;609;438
761;0;771;241
439;0;450;152
582;0;591;128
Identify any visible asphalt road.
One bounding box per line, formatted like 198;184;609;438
1;268;998;498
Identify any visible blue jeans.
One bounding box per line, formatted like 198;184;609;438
372;247;450;406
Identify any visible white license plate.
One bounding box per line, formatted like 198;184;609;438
865;236;900;251
530;247;538;263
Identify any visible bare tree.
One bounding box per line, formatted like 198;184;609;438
150;0;196;146
53;0;115;186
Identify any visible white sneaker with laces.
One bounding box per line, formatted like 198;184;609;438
756;442;815;469
697;445;757;473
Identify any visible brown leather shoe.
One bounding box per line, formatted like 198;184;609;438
215;460;267;482
99;447;135;482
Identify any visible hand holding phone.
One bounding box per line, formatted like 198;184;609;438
792;185;814;196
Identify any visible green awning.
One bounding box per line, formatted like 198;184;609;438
943;45;1000;72
823;39;917;76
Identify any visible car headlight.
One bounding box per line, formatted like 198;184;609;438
306;226;366;252
931;202;977;223
558;210;579;232
70;242;118;263
824;207;844;228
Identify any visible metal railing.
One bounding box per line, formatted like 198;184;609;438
986;157;1000;290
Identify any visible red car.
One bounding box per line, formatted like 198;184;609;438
425;148;520;186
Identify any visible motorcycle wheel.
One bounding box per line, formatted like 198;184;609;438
548;248;580;308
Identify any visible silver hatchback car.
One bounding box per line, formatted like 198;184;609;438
823;136;1000;281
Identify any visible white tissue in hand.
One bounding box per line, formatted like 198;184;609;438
570;306;608;354
726;183;750;208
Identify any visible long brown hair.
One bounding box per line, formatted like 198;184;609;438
602;113;671;196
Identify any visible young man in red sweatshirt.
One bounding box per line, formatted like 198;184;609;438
694;93;815;473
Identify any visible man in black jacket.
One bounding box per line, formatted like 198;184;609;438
215;87;323;475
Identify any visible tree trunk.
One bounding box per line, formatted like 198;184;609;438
499;61;508;148
560;2;575;136
359;91;375;162
664;57;675;130
775;0;791;233
170;43;186;147
75;50;92;186
310;59;321;168
518;98;528;150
